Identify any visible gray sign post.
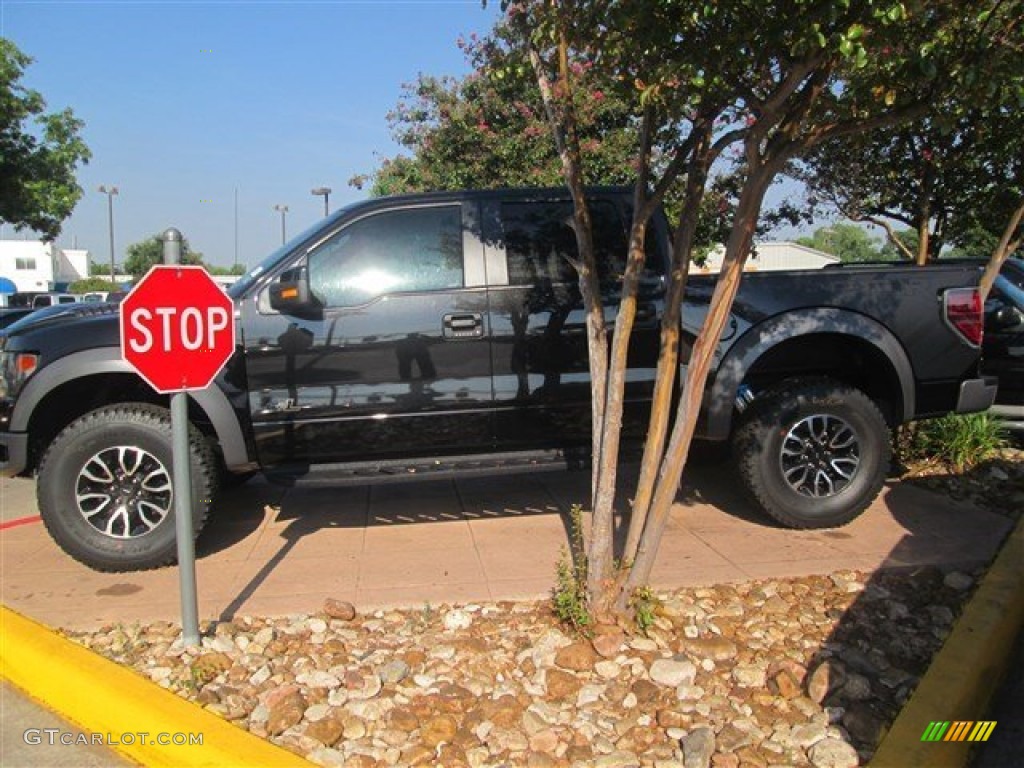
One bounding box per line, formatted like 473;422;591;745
162;228;200;647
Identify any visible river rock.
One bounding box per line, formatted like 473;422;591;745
808;737;859;768
592;626;627;658
545;668;580;699
943;571;973;591
323;599;356;621
555;642;598;672
682;726;715;768
681;637;738;662
807;660;846;704
266;686;306;736
732;664;767;688
421;715;459;747
444;609;473;631
378;659;410;685
306;715;344;746
650;658;697;688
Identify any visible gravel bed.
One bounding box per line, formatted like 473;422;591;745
899;447;1024;521
67;566;982;768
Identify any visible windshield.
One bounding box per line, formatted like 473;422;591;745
228;201;361;299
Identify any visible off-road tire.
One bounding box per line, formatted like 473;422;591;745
732;377;890;529
37;404;218;572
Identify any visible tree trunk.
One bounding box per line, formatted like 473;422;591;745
622;149;711;566
915;168;934;265
586;221;649;617
621;164;776;601
525;36;611;590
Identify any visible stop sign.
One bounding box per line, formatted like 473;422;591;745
120;266;237;393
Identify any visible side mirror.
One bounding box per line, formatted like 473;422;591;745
269;266;322;318
991;304;1024;330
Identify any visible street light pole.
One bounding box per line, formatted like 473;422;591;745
234;187;239;270
273;204;289;245
98;185;118;284
311;186;332;218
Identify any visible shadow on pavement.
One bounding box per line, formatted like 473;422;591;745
795;493;1014;764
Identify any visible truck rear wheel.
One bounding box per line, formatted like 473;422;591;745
732;377;890;529
37;404;217;572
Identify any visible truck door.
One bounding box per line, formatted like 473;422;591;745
483;195;664;451
243;201;493;467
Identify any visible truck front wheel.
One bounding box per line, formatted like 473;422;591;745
37;404;217;572
732;378;890;529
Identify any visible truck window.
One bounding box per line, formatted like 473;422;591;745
500;200;658;286
307;206;464;308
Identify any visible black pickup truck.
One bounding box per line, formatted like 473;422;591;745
0;187;996;571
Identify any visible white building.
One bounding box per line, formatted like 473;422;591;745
0;240;92;292
698;241;839;272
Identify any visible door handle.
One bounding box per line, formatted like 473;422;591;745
443;312;483;338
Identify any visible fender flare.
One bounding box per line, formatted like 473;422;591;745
13;348;252;468
703;308;915;440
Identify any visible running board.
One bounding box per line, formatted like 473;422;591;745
264;449;590;487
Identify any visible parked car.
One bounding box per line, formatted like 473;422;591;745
0;186;996;571
983;258;1024;434
27;292;78;308
0;308;35;329
82;290;129;303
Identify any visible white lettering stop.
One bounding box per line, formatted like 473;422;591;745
129;306;231;353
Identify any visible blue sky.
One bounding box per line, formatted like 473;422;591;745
1;0;501;268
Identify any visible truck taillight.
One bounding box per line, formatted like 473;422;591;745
943;287;983;347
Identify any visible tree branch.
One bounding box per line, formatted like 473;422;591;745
758;54;826;120
805;102;931;149
867;216;917;261
979;198;1024;300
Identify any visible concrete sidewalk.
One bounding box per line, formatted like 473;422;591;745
0;462;1012;631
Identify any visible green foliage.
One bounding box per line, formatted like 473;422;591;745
123;234;204;278
365;17;805;251
0;39;91;240
498;0;1019;616
552;504;591;634
68;277;120;293
800;0;1024;262
205;263;246;276
796;223;887;263
365;22;638;197
898;414;1009;472
629;586;660;635
879;227;922;261
947;225;1001;260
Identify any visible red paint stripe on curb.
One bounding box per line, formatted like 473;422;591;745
0;515;41;531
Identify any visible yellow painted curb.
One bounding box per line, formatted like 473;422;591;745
0;605;310;767
870;515;1024;768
